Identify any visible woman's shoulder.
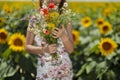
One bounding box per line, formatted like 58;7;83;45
27;14;38;33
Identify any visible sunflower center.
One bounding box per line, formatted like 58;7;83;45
72;34;76;41
98;21;103;25
14;38;23;46
103;25;109;31
7;10;10;13
102;42;112;50
84;20;89;23
0;32;7;40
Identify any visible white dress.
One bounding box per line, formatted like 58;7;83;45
27;19;73;80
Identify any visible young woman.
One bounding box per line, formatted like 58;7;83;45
25;0;74;80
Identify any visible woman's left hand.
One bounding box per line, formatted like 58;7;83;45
52;25;66;39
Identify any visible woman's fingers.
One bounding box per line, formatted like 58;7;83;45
54;28;60;31
52;27;66;38
52;36;58;39
52;30;58;35
48;44;57;54
52;30;59;38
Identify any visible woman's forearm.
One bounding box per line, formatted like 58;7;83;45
61;35;74;54
25;45;43;55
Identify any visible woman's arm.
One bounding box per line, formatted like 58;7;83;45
25;31;58;54
61;22;74;54
52;22;74;54
25;31;44;54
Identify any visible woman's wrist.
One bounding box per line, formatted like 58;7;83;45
61;34;69;42
42;44;49;53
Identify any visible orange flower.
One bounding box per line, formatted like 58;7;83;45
44;30;50;35
41;8;48;16
48;3;55;9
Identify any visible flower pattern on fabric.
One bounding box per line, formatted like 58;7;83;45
27;18;73;80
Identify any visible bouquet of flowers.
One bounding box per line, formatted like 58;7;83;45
28;1;73;58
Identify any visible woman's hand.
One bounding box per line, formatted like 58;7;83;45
52;25;66;39
43;44;57;54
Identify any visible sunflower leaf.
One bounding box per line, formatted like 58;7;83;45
86;61;96;74
76;64;87;77
3;48;11;59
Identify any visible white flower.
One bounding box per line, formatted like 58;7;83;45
54;5;58;10
63;2;68;7
35;13;41;18
42;4;47;8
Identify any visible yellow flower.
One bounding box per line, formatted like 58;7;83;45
0;28;8;44
72;30;80;45
98;38;118;56
96;18;104;27
47;23;55;30
8;33;26;52
3;4;13;13
103;8;112;16
0;17;6;26
48;11;59;21
99;22;112;34
81;16;92;28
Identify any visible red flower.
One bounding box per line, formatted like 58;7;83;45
41;8;48;16
48;3;55;9
44;30;50;35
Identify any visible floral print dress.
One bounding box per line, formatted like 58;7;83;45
27;19;73;80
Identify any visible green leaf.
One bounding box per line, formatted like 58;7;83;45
0;59;18;79
3;48;11;59
106;70;116;80
106;52;116;60
76;64;87;77
96;61;106;69
86;61;96;74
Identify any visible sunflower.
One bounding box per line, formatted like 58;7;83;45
0;17;6;26
98;38;118;56
103;8;112;16
0;28;8;44
99;22;112;34
3;4;13;13
81;16;92;28
8;33;25;52
96;18;104;27
72;30;80;45
47;23;55;30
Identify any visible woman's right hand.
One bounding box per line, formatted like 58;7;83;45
43;44;57;54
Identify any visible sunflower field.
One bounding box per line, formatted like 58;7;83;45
0;1;120;80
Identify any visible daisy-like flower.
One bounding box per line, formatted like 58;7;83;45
63;2;68;7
